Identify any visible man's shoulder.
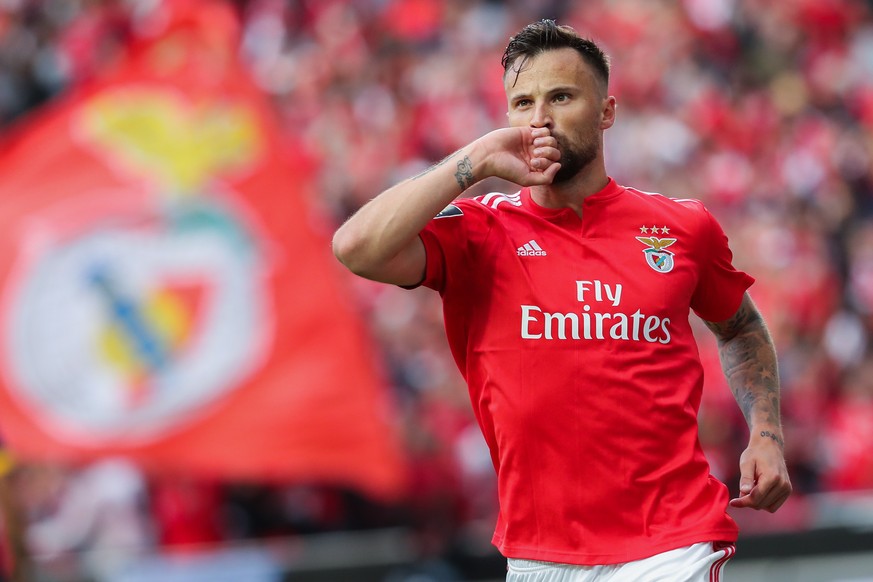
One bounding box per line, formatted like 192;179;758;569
621;186;709;217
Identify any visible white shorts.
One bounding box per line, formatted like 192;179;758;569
506;541;735;582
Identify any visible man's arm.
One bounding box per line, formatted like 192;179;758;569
331;127;561;286
704;292;792;512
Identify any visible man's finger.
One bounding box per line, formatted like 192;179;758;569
764;492;790;513
759;479;792;512
755;480;788;510
541;162;561;182
739;476;755;495
728;487;757;509
737;457;756;496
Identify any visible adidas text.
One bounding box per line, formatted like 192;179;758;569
517;240;547;257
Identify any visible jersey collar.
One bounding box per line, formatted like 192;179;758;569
521;177;624;219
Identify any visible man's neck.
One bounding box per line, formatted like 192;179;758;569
530;166;610;218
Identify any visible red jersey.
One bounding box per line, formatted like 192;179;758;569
413;178;753;565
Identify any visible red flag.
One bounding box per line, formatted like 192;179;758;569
0;1;407;500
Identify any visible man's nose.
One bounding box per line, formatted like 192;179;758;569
529;103;552;128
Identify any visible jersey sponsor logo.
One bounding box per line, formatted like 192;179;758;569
520;279;672;345
434;204;463;219
517;239;547;257
636;229;676;273
476;191;522;210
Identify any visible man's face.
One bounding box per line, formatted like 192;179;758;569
504;47;614;183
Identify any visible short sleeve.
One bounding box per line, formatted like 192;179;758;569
690;208;755;322
417;227;448;292
402;200;484;294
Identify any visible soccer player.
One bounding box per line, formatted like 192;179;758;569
332;19;791;581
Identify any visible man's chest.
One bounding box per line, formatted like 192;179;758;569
480;217;699;322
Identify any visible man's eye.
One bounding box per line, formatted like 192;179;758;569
554;94;569;102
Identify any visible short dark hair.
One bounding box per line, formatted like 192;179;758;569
502;20;610;89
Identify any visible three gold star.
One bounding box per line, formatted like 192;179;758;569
639;225;670;235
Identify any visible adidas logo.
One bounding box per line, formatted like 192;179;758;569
517;239;547;256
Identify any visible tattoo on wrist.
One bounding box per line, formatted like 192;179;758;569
760;430;784;448
455;156;474;191
410;152;475;192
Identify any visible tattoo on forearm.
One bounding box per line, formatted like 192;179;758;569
760;430;784;449
704;294;782;430
455;156;474;191
412;150;458;180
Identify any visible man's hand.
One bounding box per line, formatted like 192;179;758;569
478;127;562;186
728;431;792;512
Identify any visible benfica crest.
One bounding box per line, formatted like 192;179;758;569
635;236;677;273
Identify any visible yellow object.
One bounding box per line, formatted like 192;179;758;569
0;450;16;478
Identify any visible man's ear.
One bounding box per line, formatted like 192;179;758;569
601;96;617;130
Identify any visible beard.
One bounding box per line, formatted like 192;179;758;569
552;132;599;184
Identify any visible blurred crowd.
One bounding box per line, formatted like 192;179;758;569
2;0;873;578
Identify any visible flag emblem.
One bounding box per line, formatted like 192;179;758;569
0;3;407;498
